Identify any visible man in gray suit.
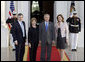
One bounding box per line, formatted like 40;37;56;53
39;14;55;61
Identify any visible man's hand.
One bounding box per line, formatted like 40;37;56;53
52;41;55;44
38;41;41;46
14;40;18;45
29;43;31;48
39;41;41;44
66;39;69;46
25;39;28;46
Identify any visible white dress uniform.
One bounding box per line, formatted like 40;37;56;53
70;33;79;49
10;33;15;49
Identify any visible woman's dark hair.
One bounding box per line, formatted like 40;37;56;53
57;14;64;22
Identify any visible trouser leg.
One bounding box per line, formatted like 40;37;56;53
15;45;20;61
29;43;34;61
20;43;25;61
70;33;79;49
70;33;75;49
40;43;46;61
47;43;52;61
33;43;38;61
29;47;32;61
74;33;78;49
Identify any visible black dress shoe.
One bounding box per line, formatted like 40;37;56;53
74;49;77;51
71;49;77;52
71;49;74;51
12;49;16;51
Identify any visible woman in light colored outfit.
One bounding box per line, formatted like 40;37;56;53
55;14;69;61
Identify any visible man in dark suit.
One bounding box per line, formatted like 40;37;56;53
39;14;55;61
11;13;26;61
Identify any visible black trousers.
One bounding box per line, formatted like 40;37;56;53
29;42;38;61
15;38;25;61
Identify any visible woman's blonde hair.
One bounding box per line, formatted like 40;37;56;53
30;17;37;24
57;14;64;22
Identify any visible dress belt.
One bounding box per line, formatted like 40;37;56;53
70;24;79;27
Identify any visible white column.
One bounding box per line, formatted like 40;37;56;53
75;1;79;17
28;1;31;29
78;1;84;29
77;1;84;47
56;1;68;21
67;1;71;18
1;1;9;47
54;1;57;25
1;1;6;27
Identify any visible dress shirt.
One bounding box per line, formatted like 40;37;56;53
45;21;49;26
18;20;25;37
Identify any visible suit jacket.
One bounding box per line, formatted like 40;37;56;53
55;22;69;40
39;21;55;44
11;20;26;44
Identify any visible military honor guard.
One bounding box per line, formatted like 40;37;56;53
6;11;17;26
66;11;81;51
6;11;17;51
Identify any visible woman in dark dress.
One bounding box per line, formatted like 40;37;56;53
55;14;69;61
28;18;39;61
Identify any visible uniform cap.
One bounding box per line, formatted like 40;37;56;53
13;11;17;15
72;11;77;14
